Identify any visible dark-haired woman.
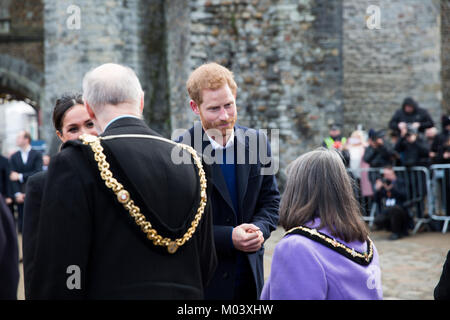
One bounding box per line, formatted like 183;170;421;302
261;148;383;300
23;94;97;298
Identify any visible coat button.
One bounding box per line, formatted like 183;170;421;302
223;272;229;279
225;217;231;223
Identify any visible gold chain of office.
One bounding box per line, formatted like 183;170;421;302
286;225;374;263
79;133;208;254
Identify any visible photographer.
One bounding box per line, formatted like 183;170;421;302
394;125;429;167
363;129;396;168
394;126;429;219
374;166;410;240
389;97;434;136
364;130;397;192
431;115;450;164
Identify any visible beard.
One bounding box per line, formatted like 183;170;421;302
199;112;237;146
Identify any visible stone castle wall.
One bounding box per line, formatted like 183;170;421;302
0;0;447;181
342;0;442;135
168;0;443;184
168;0;344;183
442;0;450;115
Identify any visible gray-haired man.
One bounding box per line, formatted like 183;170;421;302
29;63;216;299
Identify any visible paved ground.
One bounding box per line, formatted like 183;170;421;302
17;228;450;300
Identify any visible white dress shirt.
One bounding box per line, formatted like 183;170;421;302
206;129;235;150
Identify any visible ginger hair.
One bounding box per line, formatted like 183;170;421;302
186;62;237;106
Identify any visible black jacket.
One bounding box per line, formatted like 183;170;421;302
23;170;46;298
435;250;450;300
178;122;280;300
434;145;450;164
431;132;450;164
0;195;19;299
394;136;429;167
0;155;12;199
9;148;43;195
389;98;434;134
29;117;217;299
363;143;395;168
374;178;407;208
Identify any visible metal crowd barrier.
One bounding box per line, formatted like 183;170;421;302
348;166;435;234
407;166;433;234
429;164;450;234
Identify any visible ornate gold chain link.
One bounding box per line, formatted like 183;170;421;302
79;133;207;254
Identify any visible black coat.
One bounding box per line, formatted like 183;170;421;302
23;170;46;298
434;145;450;164
374;178;407;208
431;132;450;164
0;155;12;199
29;117;217;299
178;122;280;300
435;250;450;300
9;148;43;195
394;136;429;167
0;195;19;299
389;99;434;134
363;143;396;168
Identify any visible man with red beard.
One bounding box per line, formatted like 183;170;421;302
177;62;280;300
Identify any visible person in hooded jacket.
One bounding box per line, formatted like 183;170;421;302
389;97;434;136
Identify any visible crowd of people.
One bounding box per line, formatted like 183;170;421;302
0;63;448;301
322;97;450;241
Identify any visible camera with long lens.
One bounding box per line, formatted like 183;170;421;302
381;178;392;186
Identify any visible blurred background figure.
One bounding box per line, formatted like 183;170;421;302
425;127;439;159
41;155;50;171
8;131;42;234
430;115;450;164
323;124;349;166
323;124;347;151
364;129;396;190
373;166;411;240
0;194;19;299
0;153;13;210
394;124;429;167
389;97;434;136
344;130;367;180
364;129;396;169
344;130;372;215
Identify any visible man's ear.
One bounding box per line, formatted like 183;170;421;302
85;101;96;120
140;91;145;113
190;100;200;115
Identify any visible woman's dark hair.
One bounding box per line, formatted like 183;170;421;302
279;148;369;243
52;93;84;132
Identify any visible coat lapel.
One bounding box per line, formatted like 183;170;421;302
234;126;251;219
183;121;237;216
25;150;34;167
15;152;25;171
210;161;236;216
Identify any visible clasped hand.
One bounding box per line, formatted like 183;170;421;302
232;223;264;253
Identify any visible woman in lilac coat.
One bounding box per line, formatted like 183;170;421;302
261;148;383;300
